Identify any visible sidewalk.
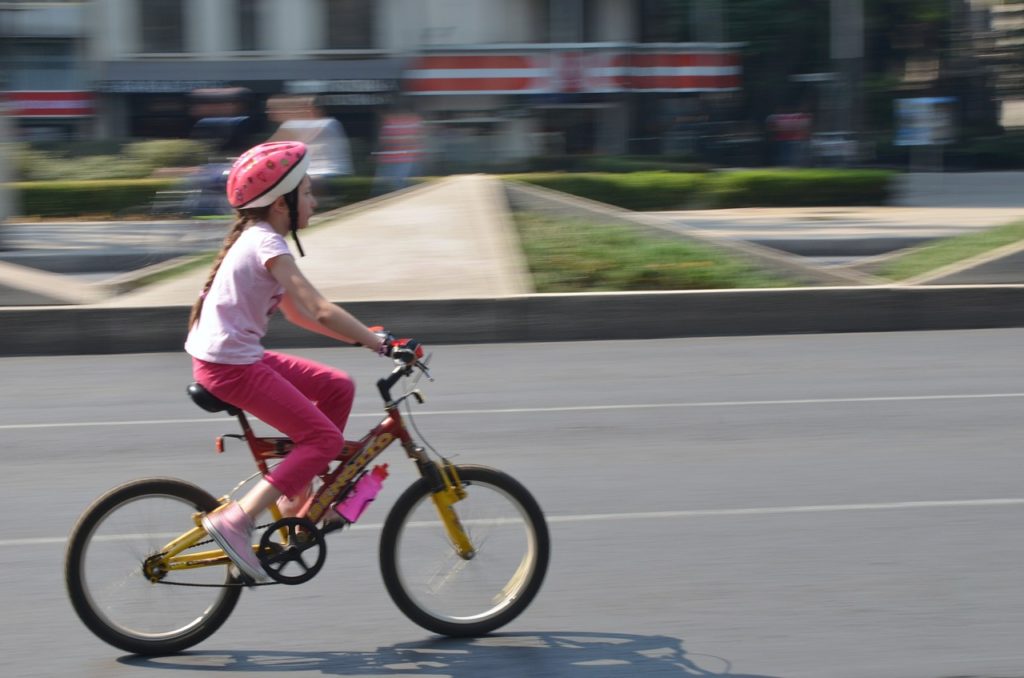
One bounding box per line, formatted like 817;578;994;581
102;175;532;308
651;171;1024;253
2;172;1024;355
0;175;534;308
648;206;1024;257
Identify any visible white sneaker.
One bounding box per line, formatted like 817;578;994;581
202;502;267;583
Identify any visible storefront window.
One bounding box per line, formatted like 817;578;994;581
6;40;86;90
17;123;76;143
130;94;191;138
638;0;691;42
540;0;601;43
325;0;374;49
526;0;550;42
238;0;261;51
139;0;185;53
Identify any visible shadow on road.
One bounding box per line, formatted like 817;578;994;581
117;632;780;677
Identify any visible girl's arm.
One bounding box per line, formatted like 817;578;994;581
268;254;384;351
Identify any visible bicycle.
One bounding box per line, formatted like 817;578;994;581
64;352;550;656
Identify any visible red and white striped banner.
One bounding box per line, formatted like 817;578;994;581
405;50;740;95
6;91;95;118
406;54;551;95
625;52;742;91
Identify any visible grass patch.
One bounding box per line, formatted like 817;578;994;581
513;212;796;292
874;220;1024;281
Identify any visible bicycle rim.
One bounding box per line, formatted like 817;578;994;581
73;490;237;648
389;473;543;629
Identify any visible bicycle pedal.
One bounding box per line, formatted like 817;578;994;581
230;565;261;588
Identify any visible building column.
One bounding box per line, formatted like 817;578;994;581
691;0;725;42
189;0;233;55
267;0;322;54
831;0;864;156
549;0;584;42
596;101;628;155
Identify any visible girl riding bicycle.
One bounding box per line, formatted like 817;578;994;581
185;140;396;582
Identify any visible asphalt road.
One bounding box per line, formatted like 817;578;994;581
3;331;1024;678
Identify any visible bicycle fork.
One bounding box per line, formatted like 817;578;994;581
409;447;475;560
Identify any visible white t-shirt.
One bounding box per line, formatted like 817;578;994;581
185;221;292;364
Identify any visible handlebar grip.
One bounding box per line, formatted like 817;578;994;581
377;368;407;403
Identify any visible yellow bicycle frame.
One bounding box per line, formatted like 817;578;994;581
148;381;480;578
147;459;478;579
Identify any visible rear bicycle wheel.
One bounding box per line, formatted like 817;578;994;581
379;465;549;637
65;478;242;655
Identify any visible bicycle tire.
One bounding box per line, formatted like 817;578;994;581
379;465;549;637
65;478;242;655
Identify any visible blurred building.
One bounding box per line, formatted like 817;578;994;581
404;1;741;169
970;0;1024;127
0;96;13;234
3;0;743;168
0;1;95;140
88;0;743;168
88;0;399;143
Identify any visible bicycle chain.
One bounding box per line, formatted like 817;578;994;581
151;521;282;588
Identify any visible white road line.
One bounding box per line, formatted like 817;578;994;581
15;497;1024;548
543;498;1024;523
2;392;1023;431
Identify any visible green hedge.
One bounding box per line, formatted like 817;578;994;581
317;176;376;211
508;169;894;210
505;172;710;211
707;169;893;208
8;169;895;217
8;176;378;217
12;179;179;217
523;155;710;173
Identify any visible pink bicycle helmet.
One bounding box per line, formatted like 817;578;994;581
226;141;310;209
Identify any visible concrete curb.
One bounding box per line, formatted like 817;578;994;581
906;239;1024;285
2;285;1023;357
0;259;106;305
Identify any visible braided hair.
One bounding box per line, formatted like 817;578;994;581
187;207;271;329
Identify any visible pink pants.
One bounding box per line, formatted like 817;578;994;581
192;351;355;498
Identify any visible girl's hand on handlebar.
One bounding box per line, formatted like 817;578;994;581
390;338;424;365
370;326;395;356
363;326;424;364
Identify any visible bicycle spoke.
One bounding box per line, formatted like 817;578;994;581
381;466;548;635
66;479;241;655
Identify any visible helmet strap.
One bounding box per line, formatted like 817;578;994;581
283;189;305;257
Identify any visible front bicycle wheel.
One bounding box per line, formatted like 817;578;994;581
65;478;242;655
380;465;549;637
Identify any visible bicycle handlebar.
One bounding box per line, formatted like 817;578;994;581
376;359;430;405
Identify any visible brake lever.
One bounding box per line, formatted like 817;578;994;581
415;361;434;382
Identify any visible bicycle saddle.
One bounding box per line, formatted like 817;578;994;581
187;383;241;416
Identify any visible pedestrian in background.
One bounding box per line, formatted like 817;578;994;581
372;105;425;195
767;108;812;167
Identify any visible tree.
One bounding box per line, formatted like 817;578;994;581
726;1;830;125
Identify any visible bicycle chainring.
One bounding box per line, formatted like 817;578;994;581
257;517;326;585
